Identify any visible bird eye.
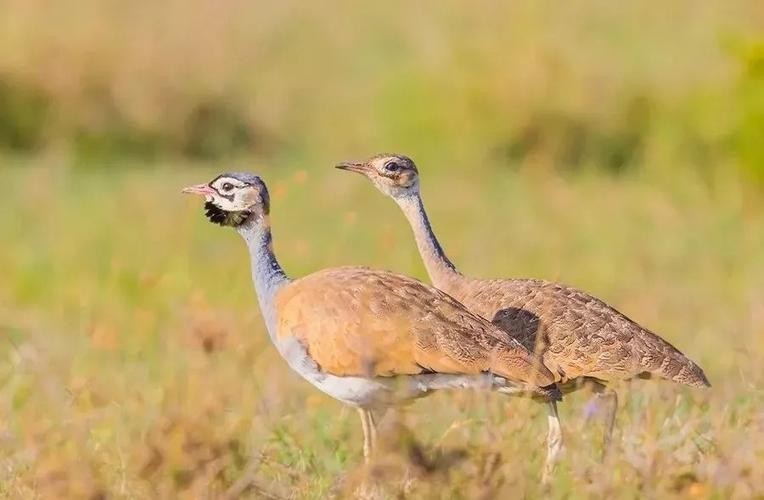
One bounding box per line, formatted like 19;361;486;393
384;161;400;172
222;182;234;192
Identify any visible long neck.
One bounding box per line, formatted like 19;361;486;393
396;193;461;288
237;215;289;340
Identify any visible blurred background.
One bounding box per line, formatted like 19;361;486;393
1;0;763;498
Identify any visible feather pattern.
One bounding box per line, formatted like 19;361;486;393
450;277;710;387
275;267;558;390
394;194;710;389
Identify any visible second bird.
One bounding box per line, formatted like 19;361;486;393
338;153;710;472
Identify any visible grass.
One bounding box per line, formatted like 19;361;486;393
1;159;762;498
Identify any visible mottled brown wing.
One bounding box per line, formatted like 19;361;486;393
450;278;709;387
274;267;555;387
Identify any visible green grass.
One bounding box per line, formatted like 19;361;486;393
1;160;762;498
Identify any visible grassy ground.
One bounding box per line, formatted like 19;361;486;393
1;159;762;498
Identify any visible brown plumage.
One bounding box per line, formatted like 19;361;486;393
337;154;710;391
449;277;710;388
276;267;555;387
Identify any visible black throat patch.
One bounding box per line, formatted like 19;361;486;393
204;201;252;227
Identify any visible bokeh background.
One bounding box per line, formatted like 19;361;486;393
1;1;763;498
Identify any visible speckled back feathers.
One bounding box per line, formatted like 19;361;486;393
447;277;710;388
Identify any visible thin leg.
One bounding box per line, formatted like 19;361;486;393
541;401;563;486
356;408;385;499
367;410;378;454
357;408;372;463
596;388;618;460
584;380;619;460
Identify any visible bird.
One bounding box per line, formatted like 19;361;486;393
181;172;563;479
337;153;711;472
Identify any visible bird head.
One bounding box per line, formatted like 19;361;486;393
336;153;420;199
182;172;269;227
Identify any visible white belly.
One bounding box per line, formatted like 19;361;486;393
277;337;523;408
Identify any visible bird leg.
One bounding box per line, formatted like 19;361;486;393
358;408;371;463
592;385;618;460
357;408;378;463
541;401;563;486
368;410;378;453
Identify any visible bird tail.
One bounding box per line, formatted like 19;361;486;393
653;353;711;388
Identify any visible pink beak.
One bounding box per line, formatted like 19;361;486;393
182;183;216;198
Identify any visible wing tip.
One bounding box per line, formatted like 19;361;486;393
658;358;712;389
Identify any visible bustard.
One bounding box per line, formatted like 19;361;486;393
182;172;562;475
338;154;710;467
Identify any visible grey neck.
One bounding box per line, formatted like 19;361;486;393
396;193;460;287
237;215;290;341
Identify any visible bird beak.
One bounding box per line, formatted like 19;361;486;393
335;161;371;175
182;183;216;197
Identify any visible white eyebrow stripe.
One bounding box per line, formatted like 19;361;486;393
213;178;247;189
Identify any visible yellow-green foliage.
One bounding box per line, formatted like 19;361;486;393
0;0;762;180
1;161;762;498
